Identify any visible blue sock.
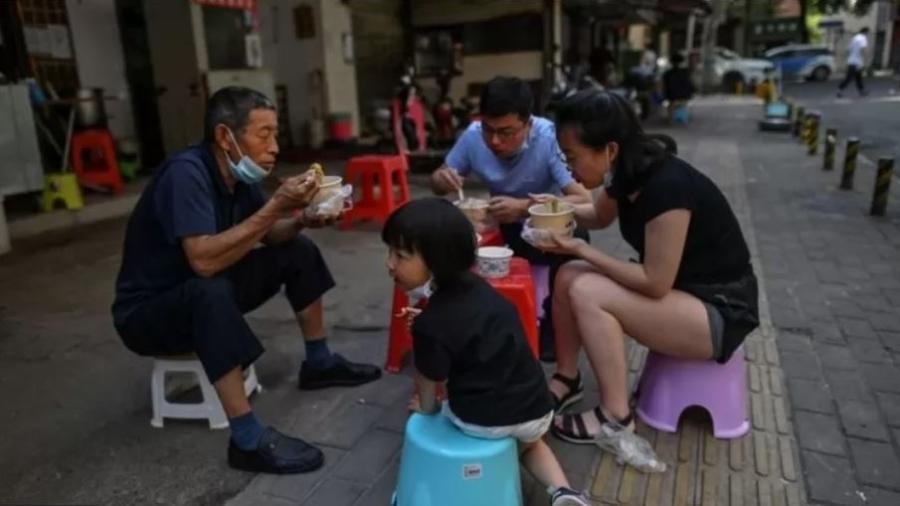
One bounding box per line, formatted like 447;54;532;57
230;411;265;451
305;338;336;369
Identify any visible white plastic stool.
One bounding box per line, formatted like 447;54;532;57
150;354;262;430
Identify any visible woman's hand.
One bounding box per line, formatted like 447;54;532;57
537;230;588;256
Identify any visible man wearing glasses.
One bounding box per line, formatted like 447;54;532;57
430;76;591;361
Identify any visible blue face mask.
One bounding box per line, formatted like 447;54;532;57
226;129;269;184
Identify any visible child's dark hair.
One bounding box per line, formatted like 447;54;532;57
555;89;675;198
381;198;476;286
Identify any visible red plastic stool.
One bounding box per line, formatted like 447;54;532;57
485;258;538;359
70;128;124;194
385;256;539;373
479;227;504;247
341;154;410;229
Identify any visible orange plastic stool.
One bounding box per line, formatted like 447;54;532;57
385;256;539;373
70;129;124;194
341;154;410;229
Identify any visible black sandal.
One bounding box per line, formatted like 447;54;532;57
551;406;635;445
549;372;584;413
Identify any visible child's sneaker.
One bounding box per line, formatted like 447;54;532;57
547;486;591;506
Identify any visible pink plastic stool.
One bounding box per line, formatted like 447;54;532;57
530;265;550;319
636;348;749;439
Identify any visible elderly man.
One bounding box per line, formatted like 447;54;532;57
112;87;380;474
430;76;591;361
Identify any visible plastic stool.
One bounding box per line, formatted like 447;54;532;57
393;413;522;506
150;354;261;429
479;227;504;247
385;284;418;373
340;154;409;229
485;258;538;359
636;347;749;439
672;103;690;124
530;264;550;319
42;173;84;211
385;257;539;373
70;128;124;194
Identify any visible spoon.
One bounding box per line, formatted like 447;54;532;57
457;186;465;203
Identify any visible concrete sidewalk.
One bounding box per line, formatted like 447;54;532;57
2;96;900;505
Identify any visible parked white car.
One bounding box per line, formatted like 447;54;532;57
765;44;835;82
714;48;775;89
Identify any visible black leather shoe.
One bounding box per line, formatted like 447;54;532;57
228;427;324;474
298;353;382;390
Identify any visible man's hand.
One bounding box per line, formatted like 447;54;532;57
432;167;464;195
488;196;529;224
298;207;344;229
272;172;319;213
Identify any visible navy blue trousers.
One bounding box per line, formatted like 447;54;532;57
115;236;335;383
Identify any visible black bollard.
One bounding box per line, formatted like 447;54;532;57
806;112;821;156
840;138;860;190
870;158;894;216
823;128;837;171
793;106;805;138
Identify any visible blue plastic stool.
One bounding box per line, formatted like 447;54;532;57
672;104;690;124
393;413;522;506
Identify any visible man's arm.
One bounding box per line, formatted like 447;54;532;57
182;175;317;277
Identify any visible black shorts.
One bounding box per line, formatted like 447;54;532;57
681;270;760;363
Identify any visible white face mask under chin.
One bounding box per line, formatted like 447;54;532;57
406;278;434;306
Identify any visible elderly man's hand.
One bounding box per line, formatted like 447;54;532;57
299;208;343;229
273;172;319;212
488;196;529;224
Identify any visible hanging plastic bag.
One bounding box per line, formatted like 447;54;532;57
520;218;574;249
306;184;354;219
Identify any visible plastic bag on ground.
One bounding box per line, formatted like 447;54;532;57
595;422;667;474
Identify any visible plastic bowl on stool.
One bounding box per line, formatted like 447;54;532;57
477;246;513;278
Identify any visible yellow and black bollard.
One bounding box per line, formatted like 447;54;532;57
870;158;894;216
841;137;860;190
793;106;805;138
806;112;821;156
823;128;837;171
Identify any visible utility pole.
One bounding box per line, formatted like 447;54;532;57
699;0;729;92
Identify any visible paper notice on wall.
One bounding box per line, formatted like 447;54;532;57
48;25;72;59
245;33;262;68
23;26;49;56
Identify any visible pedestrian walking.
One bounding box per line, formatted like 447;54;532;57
837;27;869;97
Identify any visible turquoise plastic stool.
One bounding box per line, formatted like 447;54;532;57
393;413;522;506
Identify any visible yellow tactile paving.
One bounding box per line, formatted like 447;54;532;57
586;328;806;505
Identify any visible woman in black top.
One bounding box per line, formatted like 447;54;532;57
382;198;590;506
537;90;759;446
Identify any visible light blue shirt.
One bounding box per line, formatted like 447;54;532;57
445;116;574;198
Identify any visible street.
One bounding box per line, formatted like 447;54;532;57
784;77;900;168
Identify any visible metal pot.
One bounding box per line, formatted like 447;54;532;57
75;88;107;129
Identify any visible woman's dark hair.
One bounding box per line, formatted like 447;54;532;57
479;76;533;120
381;198;476;287
555;90;675;198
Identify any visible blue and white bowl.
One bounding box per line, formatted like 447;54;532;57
477;246;513;278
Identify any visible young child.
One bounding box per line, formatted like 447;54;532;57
382;198;591;506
